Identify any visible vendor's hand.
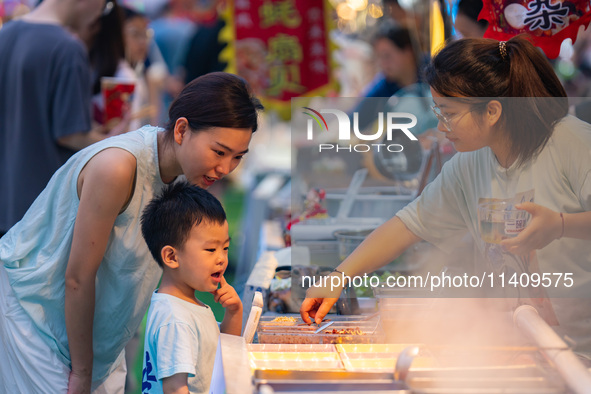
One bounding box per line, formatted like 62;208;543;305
300;271;347;324
300;297;339;325
500;202;562;255
211;276;242;314
67;370;91;394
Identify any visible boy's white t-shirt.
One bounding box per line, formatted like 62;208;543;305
142;292;220;394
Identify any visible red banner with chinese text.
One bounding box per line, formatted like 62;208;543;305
479;0;591;59
221;0;336;117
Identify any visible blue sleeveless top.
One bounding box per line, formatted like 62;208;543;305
0;126;165;383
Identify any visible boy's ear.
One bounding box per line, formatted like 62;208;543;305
161;245;180;269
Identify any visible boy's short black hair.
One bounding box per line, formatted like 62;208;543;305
141;181;227;267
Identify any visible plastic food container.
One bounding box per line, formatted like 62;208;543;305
336;344;423;353
248;344;336;352
341;357;435;371
248;351;344;370
478;201;531;244
336;343;435;372
256;320;384;345
325;187;415;218
333;230;432;271
256;331;377;345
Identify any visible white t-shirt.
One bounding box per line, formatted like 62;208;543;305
142;292;220;394
396;115;591;357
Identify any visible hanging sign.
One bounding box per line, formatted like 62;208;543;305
479;0;591;58
221;0;336;117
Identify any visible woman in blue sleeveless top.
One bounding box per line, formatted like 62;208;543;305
0;72;263;393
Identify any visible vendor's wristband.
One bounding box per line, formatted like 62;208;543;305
332;268;345;275
559;212;565;239
331;268;350;287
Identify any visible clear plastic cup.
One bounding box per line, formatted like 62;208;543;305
478;201;530;244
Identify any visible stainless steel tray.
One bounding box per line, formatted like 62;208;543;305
406;361;566;393
254;370;410;393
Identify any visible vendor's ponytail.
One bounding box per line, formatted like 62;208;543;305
425;36;566;98
502;38;568;166
504;37;566;98
425;36;568;167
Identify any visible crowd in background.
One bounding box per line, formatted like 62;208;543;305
0;0;230;237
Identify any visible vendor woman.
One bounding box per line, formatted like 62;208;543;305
301;37;591;361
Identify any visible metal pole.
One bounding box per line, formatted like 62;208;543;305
514;304;591;394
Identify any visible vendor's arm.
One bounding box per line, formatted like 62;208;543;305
214;276;243;336
300;216;421;324
162;373;190;394
65;149;137;393
562;211;591;239
501;202;591;255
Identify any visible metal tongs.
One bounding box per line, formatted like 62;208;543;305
314;320;335;334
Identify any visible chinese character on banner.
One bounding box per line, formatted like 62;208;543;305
479;0;591;58
220;0;336;118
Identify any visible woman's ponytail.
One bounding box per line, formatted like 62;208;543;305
425;36;568;167
505;36;567;98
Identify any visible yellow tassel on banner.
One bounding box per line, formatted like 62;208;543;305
219;0;237;75
430;0;445;57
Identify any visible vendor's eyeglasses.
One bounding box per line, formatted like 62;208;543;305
431;105;470;132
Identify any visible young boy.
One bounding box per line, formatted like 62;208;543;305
140;182;243;394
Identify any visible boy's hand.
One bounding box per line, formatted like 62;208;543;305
211;276;243;313
214;276;243;336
